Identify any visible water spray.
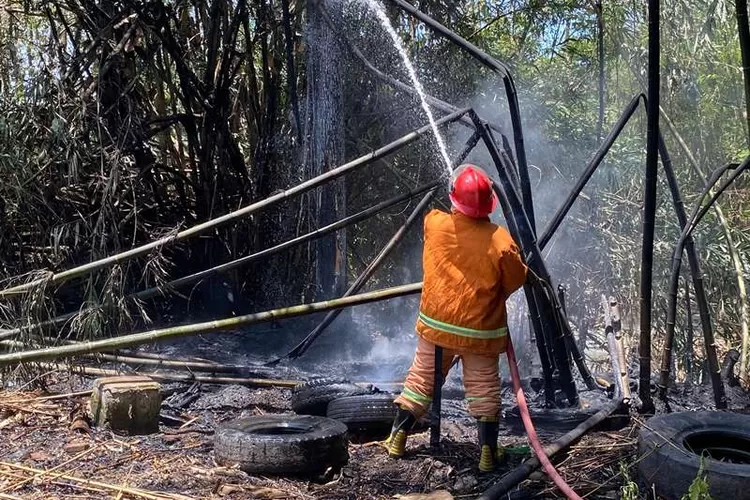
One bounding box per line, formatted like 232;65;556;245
363;0;454;176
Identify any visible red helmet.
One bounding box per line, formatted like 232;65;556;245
448;164;499;218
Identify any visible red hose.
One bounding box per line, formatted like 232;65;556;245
506;338;583;500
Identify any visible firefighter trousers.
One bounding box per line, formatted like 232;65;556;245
394;337;501;418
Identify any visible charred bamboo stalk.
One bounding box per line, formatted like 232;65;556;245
280;189;436;361
539;93;642;250
477;396;624;499
660;158;750;408
0;283;423;367
0;109;469;298
385;0;536;232
557;285;567;315
684;280;695;387
656;104;750;386
639;0;660;414
35;363;300;388
0;181;440;342
657;134;726;407
472;116;580;405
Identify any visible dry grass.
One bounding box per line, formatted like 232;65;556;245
0;373;637;500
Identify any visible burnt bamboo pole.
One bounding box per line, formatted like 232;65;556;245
657;133;726;407
274;130;482;361
639;0;660;414
684;279;694;387
472;116;580;405
0;282;423;367
0;109;470;298
35;363;300;388
477;397;623;499
539;94;643;249
659;158;750;408
385;0;537;232
0;339;272;376
279;189;437;361
735;0;750;147
0;182;439;342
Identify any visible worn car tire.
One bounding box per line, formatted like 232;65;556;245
327;394;430;436
638;411;750;500
214;415;349;475
291;378;371;416
326;394;397;434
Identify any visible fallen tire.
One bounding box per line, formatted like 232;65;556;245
327;394;429;436
214;415;349;475
638;411;750;499
326;393;397;435
291;378;371;416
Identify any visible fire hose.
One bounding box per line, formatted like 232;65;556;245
504;337;583;500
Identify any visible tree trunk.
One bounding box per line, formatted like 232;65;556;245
736;0;750;147
303;0;346;301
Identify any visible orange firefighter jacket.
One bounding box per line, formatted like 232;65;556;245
416;209;528;355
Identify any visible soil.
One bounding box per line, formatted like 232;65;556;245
0;369;647;500
0;329;747;499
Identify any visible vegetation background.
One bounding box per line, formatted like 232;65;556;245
0;0;748;385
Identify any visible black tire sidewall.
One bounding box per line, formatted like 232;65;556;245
214;415;349;475
638;411;750;499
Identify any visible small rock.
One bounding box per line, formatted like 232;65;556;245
453;474;478;491
63;440;90;454
162;434;181;444
28;451;52;462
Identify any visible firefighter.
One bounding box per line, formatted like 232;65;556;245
386;164;528;473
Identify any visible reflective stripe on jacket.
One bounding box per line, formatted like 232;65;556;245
416;209;527;355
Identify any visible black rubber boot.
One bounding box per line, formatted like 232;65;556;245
386;406;416;458
478;416;501;472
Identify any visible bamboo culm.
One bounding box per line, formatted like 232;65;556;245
659;157;750;408
657;133;726;408
0;283;423;367
639;0;660;414
0;109;469;298
0;180;439;342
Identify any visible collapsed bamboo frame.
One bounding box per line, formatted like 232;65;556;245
0;109;469;298
0;181;439;342
0;283;422;367
385;0;537;232
277;131;480;361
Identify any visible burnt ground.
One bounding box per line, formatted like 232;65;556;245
0;369;662;500
0;326;748;499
